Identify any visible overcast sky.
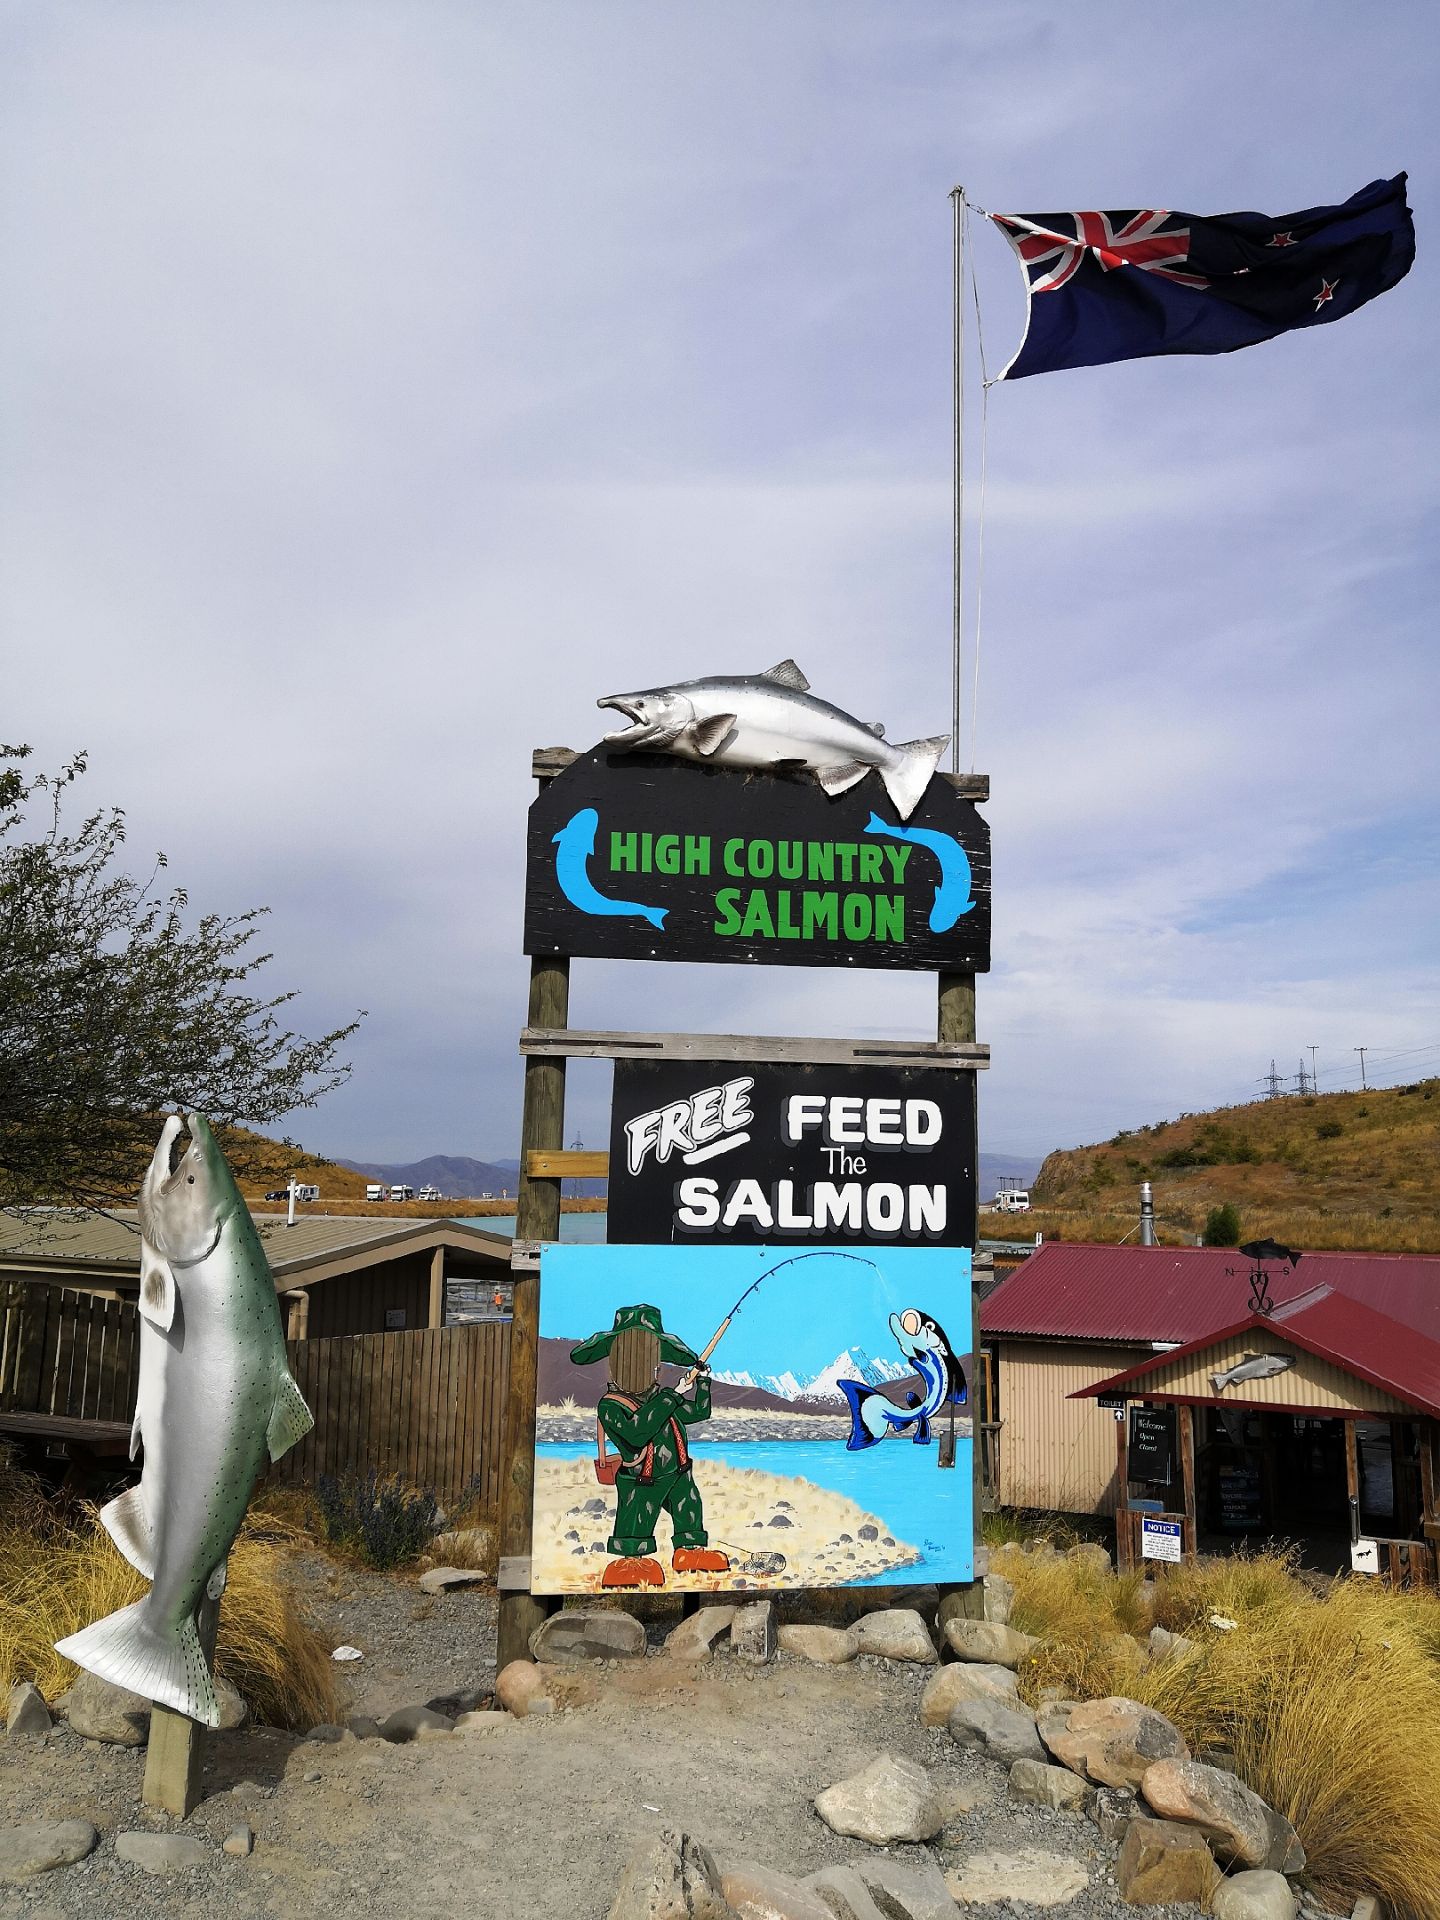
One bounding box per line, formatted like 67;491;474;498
4;3;1435;1164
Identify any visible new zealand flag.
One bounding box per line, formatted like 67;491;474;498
992;174;1414;379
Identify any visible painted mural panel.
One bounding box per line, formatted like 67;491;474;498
532;1242;975;1595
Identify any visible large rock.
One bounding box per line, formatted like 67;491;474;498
496;1659;555;1717
1141;1759;1305;1873
850;1609;937;1664
804;1865;886;1920
945;1849;1088;1908
418;1564;489;1594
215;1675;248;1730
720;1861;833;1920
1008;1758;1088;1812
379;1704;456;1743
1043;1697;1188;1789
1146;1625;1197;1663
59;1670;149;1745
942;1618;1038;1670
115;1832;209;1874
813;1753;942;1846
851;1853;955;1920
666;1607;737;1661
983;1573;1015;1624
1066;1542;1113;1578
607;1828;737;1920
5;1682;50;1741
1116;1817;1221;1907
948;1700;1045;1766
0;1820;97;1884
531;1608;647;1665
732;1601;777;1666
1086;1784;1138;1843
919;1662;1017;1726
1211;1870;1299;1920
777;1625;857;1665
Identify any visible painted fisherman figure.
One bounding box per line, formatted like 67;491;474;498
571;1303;730;1589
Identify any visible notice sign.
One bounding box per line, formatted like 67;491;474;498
608;1060;976;1247
1128;1405;1176;1486
524;750;991;973
1141;1516;1183;1564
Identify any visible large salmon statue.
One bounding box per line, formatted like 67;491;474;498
56;1112;313;1725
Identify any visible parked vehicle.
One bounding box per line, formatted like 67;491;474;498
390;1184;416;1202
365;1183;386;1203
993;1188;1031;1214
417;1184;442;1203
264;1189;289;1202
294;1184;320;1204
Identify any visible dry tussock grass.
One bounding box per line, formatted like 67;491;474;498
996;1542;1440;1917
0;1470;338;1730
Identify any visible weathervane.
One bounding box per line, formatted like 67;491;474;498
1227;1237;1301;1316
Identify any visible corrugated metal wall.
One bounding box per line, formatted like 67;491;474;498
1134;1339;1415;1416
997;1338;1150;1515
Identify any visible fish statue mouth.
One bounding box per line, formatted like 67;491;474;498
596;695;659;747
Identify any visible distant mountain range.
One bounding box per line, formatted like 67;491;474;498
713;1345;911;1406
337;1149;1041;1202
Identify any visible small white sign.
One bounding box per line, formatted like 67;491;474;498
1350;1537;1380;1575
1141;1516;1183;1564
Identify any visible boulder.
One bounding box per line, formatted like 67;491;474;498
607;1828;737;1920
804;1864;887;1920
0;1820;97;1884
1140;1759;1305;1873
666;1607;738;1661
418;1565;489;1594
115;1832;209;1874
777;1624;857;1665
532;1609;647;1665
942;1618;1038;1670
1086;1784;1138;1843
1035;1700;1080;1752
720;1861;833;1920
732;1601;777;1666
346;1715;384;1740
379;1704;456;1743
918;1662;1018;1727
1066;1542;1113;1578
851;1853;955;1920
497;1660;555;1717
1008;1758;1088;1812
1146;1625;1197;1662
425;1685;493;1717
215;1675;248;1730
850;1609;938;1664
948;1700;1045;1766
945;1849;1088;1908
813;1753;942;1846
1212;1870;1299;1920
5;1682;50;1741
982;1573;1015;1624
1116;1817;1221;1907
59;1670;150;1745
1043;1696;1188;1789
223;1825;255;1858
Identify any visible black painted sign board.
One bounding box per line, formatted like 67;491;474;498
1129;1405;1177;1486
524;749;991;972
607;1059;977;1248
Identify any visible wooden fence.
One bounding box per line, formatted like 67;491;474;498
0;1282;140;1423
272;1321;512;1509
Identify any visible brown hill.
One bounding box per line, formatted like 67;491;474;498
1014;1078;1440;1253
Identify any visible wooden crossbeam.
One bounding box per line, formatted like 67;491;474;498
524;1150;610;1178
519;1027;987;1069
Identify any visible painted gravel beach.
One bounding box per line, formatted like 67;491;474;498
532;1242;974;1596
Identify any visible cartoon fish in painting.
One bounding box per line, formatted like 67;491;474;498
839;1309;967;1451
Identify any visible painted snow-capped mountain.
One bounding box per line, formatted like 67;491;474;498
712;1347;910;1406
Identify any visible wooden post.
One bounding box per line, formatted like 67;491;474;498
936;971;981;1598
1344;1416;1361;1541
1178;1404;1198;1563
428;1246;446;1330
141;1588;221;1817
1115;1410;1132;1572
1419;1418;1438;1548
496;954;570;1670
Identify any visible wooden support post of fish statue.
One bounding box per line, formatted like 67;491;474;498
141;1588;220;1817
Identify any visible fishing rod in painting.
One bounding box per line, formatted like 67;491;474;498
677;1249;883;1389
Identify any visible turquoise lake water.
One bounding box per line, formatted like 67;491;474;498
537;1435;974;1585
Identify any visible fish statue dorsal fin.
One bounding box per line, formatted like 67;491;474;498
761;659;810;693
138;1240;177;1332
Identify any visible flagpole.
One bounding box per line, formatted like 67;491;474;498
950;185;965;776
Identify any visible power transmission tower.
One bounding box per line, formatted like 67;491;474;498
1262;1058;1286;1099
1293;1059;1312;1095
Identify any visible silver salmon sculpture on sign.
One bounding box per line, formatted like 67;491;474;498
55;1113;313;1726
598;660;950;823
1210;1352;1294;1394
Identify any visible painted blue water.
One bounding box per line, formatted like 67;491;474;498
538;1435;973;1585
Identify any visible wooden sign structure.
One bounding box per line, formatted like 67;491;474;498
496;749;991;1666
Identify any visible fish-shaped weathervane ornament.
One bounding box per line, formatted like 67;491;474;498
56;1113;313;1725
598;660;950;822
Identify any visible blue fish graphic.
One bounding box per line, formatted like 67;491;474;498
839;1309;967;1452
864;812;974;933
552;808;668;930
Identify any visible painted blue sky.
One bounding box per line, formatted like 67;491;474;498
4;5;1436;1163
542;1243;969;1386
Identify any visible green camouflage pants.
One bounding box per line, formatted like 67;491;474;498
608;1468;708;1555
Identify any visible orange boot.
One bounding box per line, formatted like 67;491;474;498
600;1555;665;1589
672;1547;730;1575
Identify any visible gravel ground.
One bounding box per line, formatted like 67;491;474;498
1;1567;1221;1920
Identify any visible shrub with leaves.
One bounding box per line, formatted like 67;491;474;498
314;1471;439;1569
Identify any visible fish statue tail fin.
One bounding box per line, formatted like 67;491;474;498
883;735;950;822
56;1600;220;1728
838;1379;883;1453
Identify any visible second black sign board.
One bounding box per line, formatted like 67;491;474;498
1129;1405;1177;1486
525;749;991;973
607;1059;977;1248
